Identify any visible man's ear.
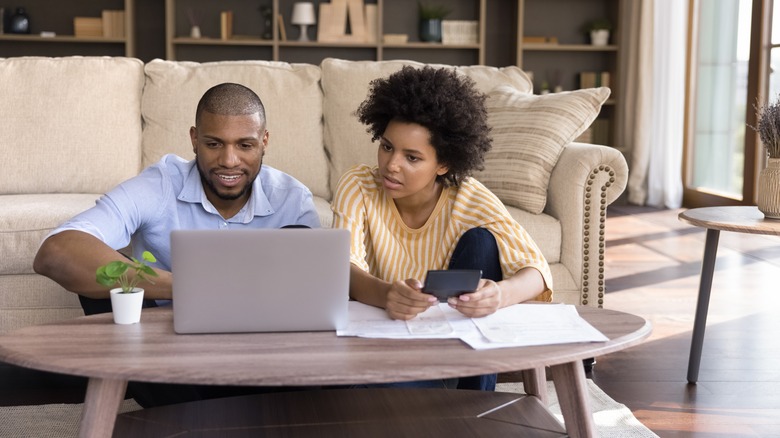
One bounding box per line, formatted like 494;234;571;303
189;126;198;154
262;129;269;148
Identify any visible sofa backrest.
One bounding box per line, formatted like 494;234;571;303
320;58;534;199
141;59;330;200
0;56;144;195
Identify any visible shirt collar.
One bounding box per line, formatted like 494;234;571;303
178;161;275;222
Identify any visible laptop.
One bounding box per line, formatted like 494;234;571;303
170;228;350;334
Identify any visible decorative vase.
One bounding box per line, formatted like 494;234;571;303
9;7;30;34
590;29;609;46
110;287;145;324
419;19;442;43
757;157;780;219
190;25;201;38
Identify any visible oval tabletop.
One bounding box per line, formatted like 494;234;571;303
679;206;780;235
0;306;651;387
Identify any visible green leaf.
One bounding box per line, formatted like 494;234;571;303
142;251;157;263
139;265;159;277
104;261;129;278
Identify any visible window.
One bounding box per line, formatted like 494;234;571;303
683;0;770;207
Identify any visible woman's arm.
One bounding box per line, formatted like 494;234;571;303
349;264;437;320
448;267;546;318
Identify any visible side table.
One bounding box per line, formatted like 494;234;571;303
679;206;780;383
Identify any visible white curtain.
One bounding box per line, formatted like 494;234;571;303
621;0;687;208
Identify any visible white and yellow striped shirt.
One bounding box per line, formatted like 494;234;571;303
332;165;553;301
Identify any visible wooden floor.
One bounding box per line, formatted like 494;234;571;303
590;205;780;438
1;205;779;437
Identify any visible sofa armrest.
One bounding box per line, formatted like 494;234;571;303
545;142;628;307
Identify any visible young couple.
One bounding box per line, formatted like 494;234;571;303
34;66;552;404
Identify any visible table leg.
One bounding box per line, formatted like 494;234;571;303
79;377;127;438
550;361;595;438
687;228;720;384
521;367;548;405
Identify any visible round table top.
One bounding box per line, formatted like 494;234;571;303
0;306;650;387
679;206;780;235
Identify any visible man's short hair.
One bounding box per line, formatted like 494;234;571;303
196;83;266;126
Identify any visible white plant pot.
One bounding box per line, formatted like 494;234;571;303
590;29;609;46
110;287;144;324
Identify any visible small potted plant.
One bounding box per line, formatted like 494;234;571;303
752;96;780;218
96;250;159;324
418;2;451;43
582;18;612;46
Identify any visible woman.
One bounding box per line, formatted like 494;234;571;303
332;66;553;390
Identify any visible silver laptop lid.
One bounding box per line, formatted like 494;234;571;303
171;228;350;334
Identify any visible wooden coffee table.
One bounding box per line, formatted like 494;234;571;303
679;206;780;383
0;305;650;438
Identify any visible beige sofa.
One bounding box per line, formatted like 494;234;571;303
0;56;627;334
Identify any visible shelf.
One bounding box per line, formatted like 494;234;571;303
522;43;618;52
0;34;127;44
173;37;273;46
382;42;480;50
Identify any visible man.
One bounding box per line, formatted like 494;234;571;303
33;82;320;406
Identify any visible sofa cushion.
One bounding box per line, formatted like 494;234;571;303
505;205;560;264
0;194;101;275
0;57;144;195
476;85;611;214
320;58;534;198
141;59;330;200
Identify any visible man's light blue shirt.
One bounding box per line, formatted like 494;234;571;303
51;154;321;271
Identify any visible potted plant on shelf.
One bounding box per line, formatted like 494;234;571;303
582;18;612;46
752;96;780;218
418;2;451;43
96;251;159;324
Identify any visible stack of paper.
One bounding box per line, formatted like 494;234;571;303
338;302;609;350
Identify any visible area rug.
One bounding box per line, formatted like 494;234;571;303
1;380;657;437
497;379;659;438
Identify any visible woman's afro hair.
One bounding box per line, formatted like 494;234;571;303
356;65;492;186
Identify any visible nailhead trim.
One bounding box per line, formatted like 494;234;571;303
581;165;615;308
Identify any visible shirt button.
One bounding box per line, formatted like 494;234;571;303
220;222;228;229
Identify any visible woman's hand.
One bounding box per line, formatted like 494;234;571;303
385;279;437;320
447;279;503;318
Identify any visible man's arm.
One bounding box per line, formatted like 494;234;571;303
33;230;173;300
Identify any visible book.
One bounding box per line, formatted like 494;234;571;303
101;10;125;38
74;17;103;37
277;13;287;41
346;0;365;41
220;11;233;40
579;71;611;89
317;3;333;41
364;4;377;43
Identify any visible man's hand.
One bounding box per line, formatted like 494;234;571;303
385;278;437;320
447;279;503;318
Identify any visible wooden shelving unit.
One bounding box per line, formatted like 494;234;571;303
0;0;135;57
165;0;485;65
516;0;622;149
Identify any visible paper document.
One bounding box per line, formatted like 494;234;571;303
338;301;608;349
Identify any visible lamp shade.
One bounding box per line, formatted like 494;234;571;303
291;2;316;25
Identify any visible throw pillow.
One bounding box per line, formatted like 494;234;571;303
476;85;611;214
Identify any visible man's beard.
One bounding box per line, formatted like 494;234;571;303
196;157;262;201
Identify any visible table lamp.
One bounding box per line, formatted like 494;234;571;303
291;2;316;42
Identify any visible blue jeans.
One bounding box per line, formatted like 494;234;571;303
363;228;501;391
449;228;500;391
